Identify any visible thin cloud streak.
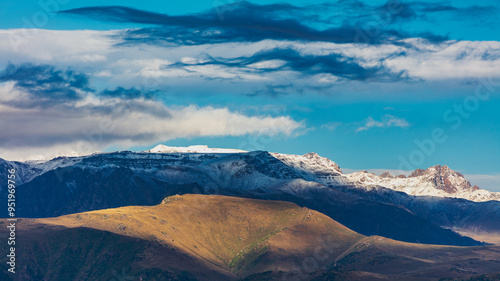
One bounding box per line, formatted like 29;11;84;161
356;114;409;132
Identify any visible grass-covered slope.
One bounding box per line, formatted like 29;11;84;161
2;194;500;280
36;194;365;277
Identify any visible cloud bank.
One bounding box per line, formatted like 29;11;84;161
0;64;303;161
0;1;499;163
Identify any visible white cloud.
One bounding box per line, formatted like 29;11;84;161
0;30;499;91
0;29;115;64
356;114;409;132
0;84;303;161
247;60;287;69
0;29;498;159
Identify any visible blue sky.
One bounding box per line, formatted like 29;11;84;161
0;0;499;190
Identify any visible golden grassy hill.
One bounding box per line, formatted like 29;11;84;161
2;194;500;281
21;194;364;280
41;194;364;274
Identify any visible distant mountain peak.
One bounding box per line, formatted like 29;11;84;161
343;164;498;201
409;168;426;177
409;165;473;194
302;152;321;158
380;171;394;178
410;165;455;178
302;152;342;174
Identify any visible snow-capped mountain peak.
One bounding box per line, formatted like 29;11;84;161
270;152;342;186
145;144;247;154
302;152;342;173
414;165;479;194
342;165;498;202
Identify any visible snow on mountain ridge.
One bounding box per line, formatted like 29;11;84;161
271;152;342;186
2;145;498;202
146;144;247;154
266;152;499;202
343;165;500;202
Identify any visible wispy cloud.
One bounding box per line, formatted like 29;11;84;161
419;3;498;20
169;47;407;82
321;122;342;131
356;114;409;132
59;2;455;46
0;64;160;103
100;86;159;100
0;63;93;107
0;30;498;96
59;2;497;46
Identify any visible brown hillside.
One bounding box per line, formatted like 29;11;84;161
2;194;500;280
35;194;365;278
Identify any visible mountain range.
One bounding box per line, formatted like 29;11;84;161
2;145;500;247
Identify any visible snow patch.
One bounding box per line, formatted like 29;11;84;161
145;144;247;154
